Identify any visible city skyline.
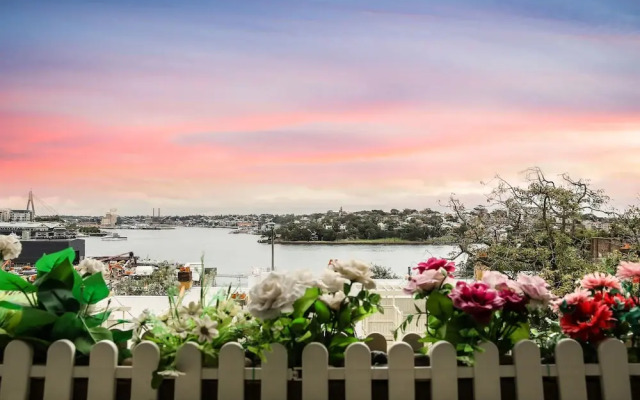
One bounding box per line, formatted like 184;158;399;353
1;0;639;215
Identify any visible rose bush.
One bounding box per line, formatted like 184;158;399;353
246;260;381;366
397;258;554;363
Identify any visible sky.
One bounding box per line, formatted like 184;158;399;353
1;0;639;216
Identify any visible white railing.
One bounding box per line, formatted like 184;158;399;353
0;336;638;400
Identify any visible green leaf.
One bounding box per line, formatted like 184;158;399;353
509;322;531;344
329;335;359;349
35;248;76;275
313;300;331;323
88;326;113;342
51;312;85;341
112;329;133;343
292;287;320;318
74;335;93;355
338;306;351;328
14;308;57;335
81;273;110;304
37;280;80;315
84;311;111;328
290;317;308;333
369;293;381;304
426;291;454;321
0;269;36;293
0;300;24;310
295;330;313;343
35;257;76;290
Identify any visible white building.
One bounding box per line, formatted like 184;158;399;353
101;209;118;227
0;209;10;222
9;210;33;222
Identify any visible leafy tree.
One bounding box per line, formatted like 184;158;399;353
446;167;613;295
370;264;400;279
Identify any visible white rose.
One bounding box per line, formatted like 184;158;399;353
290;269;323;289
0;235;22;261
247;272;307;320
77;258;108;277
329;259;376;289
321;269;348;292
319;291;346;311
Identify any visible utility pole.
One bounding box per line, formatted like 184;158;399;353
271;225;275;271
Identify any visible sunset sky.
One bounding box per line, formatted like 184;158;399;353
1;0;639;215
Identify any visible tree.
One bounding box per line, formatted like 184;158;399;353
446;167;612;295
370;264;400;279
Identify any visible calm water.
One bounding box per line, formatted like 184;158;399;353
85;227;458;284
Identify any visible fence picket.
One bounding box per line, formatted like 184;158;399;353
175;342;202;400
261;343;288;400
555;339;587;400
0;340;33;400
302;343;329;400
401;333;422;352
88;341;118;400
430;341;457;400
365;332;387;352
130;341;160;400
388;342;414;400
473;342;500;400
513;340;543;400
345;343;372;400
43;340;75;400
597;339;631;400
218;342;245;400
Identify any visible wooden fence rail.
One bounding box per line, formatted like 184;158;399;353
0;335;638;400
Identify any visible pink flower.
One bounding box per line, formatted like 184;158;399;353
616;262;640;283
552;288;590;314
499;289;528;312
448;281;505;324
517;274;556;309
482;271;522;293
403;268;446;294
414;258;455;275
580;272;621;292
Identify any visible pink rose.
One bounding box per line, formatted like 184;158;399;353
448;281;505;324
403;268;446;294
482;271;522;294
516;274;556;309
414;258;455;275
552;288;590;314
616;262;640;283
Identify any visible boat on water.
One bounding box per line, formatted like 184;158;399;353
101;233;128;241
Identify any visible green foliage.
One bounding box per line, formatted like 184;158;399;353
370;264;400;279
111;264;179;295
247;281;382;366
0;248;131;362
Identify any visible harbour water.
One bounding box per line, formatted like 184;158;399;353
85;227;459;285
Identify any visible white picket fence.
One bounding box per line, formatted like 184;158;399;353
0;335;638;400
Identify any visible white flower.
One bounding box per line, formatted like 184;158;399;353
169;319;190;339
290;269;322;289
77;258;107;277
157;369;185;377
321;269;348;292
193;315;219;342
247;271;307;320
329;259;376;289
179;301;202;318
0;235;21;261
319;291;346;311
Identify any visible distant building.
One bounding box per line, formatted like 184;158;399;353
101;209;118;227
13;239;85;266
2;209;34;222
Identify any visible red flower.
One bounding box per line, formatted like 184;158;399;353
449;281;505;324
593;292;636;311
414;258;455;275
560;299;614;343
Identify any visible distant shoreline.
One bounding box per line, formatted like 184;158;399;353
268;239;457;246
